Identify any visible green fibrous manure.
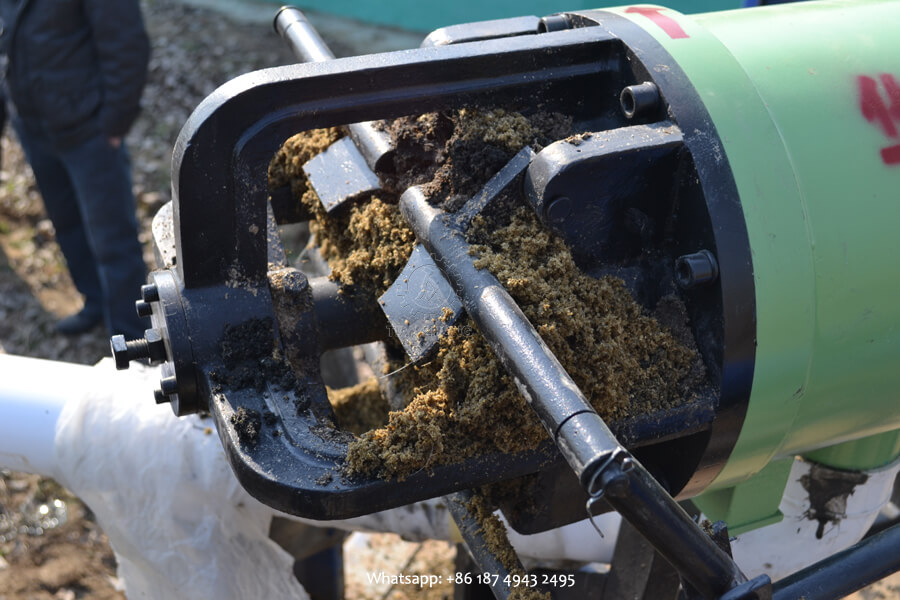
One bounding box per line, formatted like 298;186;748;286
346;208;703;480
418;108;572;210
469;208;704;419
268;127;343;199
466;493;551;600
327;378;391;436
269;128;416;298
268;110;703;482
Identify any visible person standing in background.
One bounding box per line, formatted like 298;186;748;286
0;0;150;339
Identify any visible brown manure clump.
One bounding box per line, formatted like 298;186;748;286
269;108;704;481
269;127;416;298
327;378;391;436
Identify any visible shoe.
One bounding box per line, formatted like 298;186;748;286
56;308;103;335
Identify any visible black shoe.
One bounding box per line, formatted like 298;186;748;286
56;308;103;335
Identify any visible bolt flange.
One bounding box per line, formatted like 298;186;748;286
110;328;168;370
135;300;153;318
675;250;719;290
141;283;160;303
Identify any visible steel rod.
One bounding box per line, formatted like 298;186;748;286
309;277;387;350
273;6;394;172
773;522;900;600
445;490;515;599
400;186;746;598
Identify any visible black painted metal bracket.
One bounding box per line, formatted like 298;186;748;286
144;24;655;520
116;3;741;532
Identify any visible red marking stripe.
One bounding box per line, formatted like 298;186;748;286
881;144;900;165
859;75;899;138
625;7;689;40
858;73;900;165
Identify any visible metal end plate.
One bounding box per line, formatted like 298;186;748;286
379;244;463;362
303;137;382;212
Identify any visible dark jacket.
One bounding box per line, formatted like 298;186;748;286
0;0;150;148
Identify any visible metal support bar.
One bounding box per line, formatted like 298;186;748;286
772;522;900;600
604;519;681;600
309;277;387;350
422;15;542;48
274;6;393;172
400;186;746;598
445;490;518;600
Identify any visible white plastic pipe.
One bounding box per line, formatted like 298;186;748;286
505;512;620;565
4;353;896;586
0;354;99;477
730;455;900;582
0;353;619;565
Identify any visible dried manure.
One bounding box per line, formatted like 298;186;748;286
466;493;551;600
327;378;391;436
270;107;704;481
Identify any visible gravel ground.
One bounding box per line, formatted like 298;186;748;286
0;1;897;598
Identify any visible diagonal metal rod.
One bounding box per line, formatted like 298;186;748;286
274;6;393;171
772;522;900;600
445;490;518;599
399;186;747;598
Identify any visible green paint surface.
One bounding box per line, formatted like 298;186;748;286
609;1;900;528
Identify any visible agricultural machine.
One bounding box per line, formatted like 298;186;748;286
109;2;900;598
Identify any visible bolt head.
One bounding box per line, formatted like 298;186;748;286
144;329;168;364
141;284;160;303
154;389;169;404
110;335;131;370
160;375;179;396
135;300;153;318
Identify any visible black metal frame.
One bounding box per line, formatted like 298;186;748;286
108;7;900;600
140;24;638;518
136;17;739;521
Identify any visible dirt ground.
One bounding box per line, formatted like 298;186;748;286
0;0;898;599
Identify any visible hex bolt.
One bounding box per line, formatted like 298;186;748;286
154;389;169;405
539;14;571;33
141;283;160;303
110;328;169;370
144;329;168;364
160;375;179;396
675;250;719;290
620;81;660;119
111;335;152;370
135;300;153;318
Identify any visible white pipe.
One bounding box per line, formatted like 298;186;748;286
505;512;620;565
729;455;900;581
0;354;99;477
9;352;897;581
0;352;618;565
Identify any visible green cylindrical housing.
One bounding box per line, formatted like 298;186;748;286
607;0;900;489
